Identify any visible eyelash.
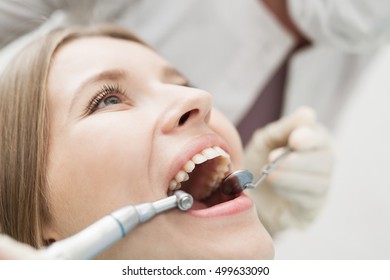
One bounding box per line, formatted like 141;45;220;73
86;83;127;115
84;80;190;116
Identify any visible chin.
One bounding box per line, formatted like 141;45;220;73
203;219;274;260
169;211;275;260
98;215;274;260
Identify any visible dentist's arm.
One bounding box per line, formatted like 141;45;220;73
0;0;98;48
0;0;54;47
244;107;334;236
264;0;390;52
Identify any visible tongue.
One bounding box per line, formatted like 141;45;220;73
189;190;234;211
190;200;208;210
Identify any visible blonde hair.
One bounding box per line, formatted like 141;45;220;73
0;25;143;248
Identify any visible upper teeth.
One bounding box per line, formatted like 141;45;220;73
168;146;231;194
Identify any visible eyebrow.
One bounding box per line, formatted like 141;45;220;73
161;66;188;84
69;68;128;113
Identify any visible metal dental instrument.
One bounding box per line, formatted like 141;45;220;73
41;191;193;259
221;148;292;196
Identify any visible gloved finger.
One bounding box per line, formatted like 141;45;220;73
288;123;332;151
269;147;334;175
265;168;330;197
252;107;316;151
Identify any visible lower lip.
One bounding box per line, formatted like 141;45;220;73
187;193;253;218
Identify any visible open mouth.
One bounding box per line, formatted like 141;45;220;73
167;146;234;210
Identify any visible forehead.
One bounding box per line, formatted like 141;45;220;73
50;36;166;76
55;35;157;60
47;36;168;95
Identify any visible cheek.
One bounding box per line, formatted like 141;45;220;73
46;115;153;235
209;108;244;168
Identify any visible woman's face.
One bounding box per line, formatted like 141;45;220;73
44;36;273;259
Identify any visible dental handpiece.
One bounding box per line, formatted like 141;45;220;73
220;147;291;196
41;191;193;259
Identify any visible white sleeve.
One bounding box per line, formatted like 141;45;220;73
288;0;390;52
0;10;69;75
0;0;57;47
0;0;102;48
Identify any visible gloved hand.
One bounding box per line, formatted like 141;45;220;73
244;107;334;236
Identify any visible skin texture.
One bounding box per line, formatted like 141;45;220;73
43;36;274;259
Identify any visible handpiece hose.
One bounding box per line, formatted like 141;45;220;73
41;191;193;259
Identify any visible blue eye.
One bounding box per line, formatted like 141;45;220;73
97;95;122;109
86;84;127;114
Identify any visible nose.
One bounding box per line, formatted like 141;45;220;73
159;87;212;134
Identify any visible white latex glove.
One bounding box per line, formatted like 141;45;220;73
0;234;46;259
244;107;334;236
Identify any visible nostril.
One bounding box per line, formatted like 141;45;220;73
178;109;198;126
178;111;191;126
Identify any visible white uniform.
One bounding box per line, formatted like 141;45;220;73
284;0;390;128
0;0;293;124
1;0;390;126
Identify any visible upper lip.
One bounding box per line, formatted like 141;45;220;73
164;133;231;195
